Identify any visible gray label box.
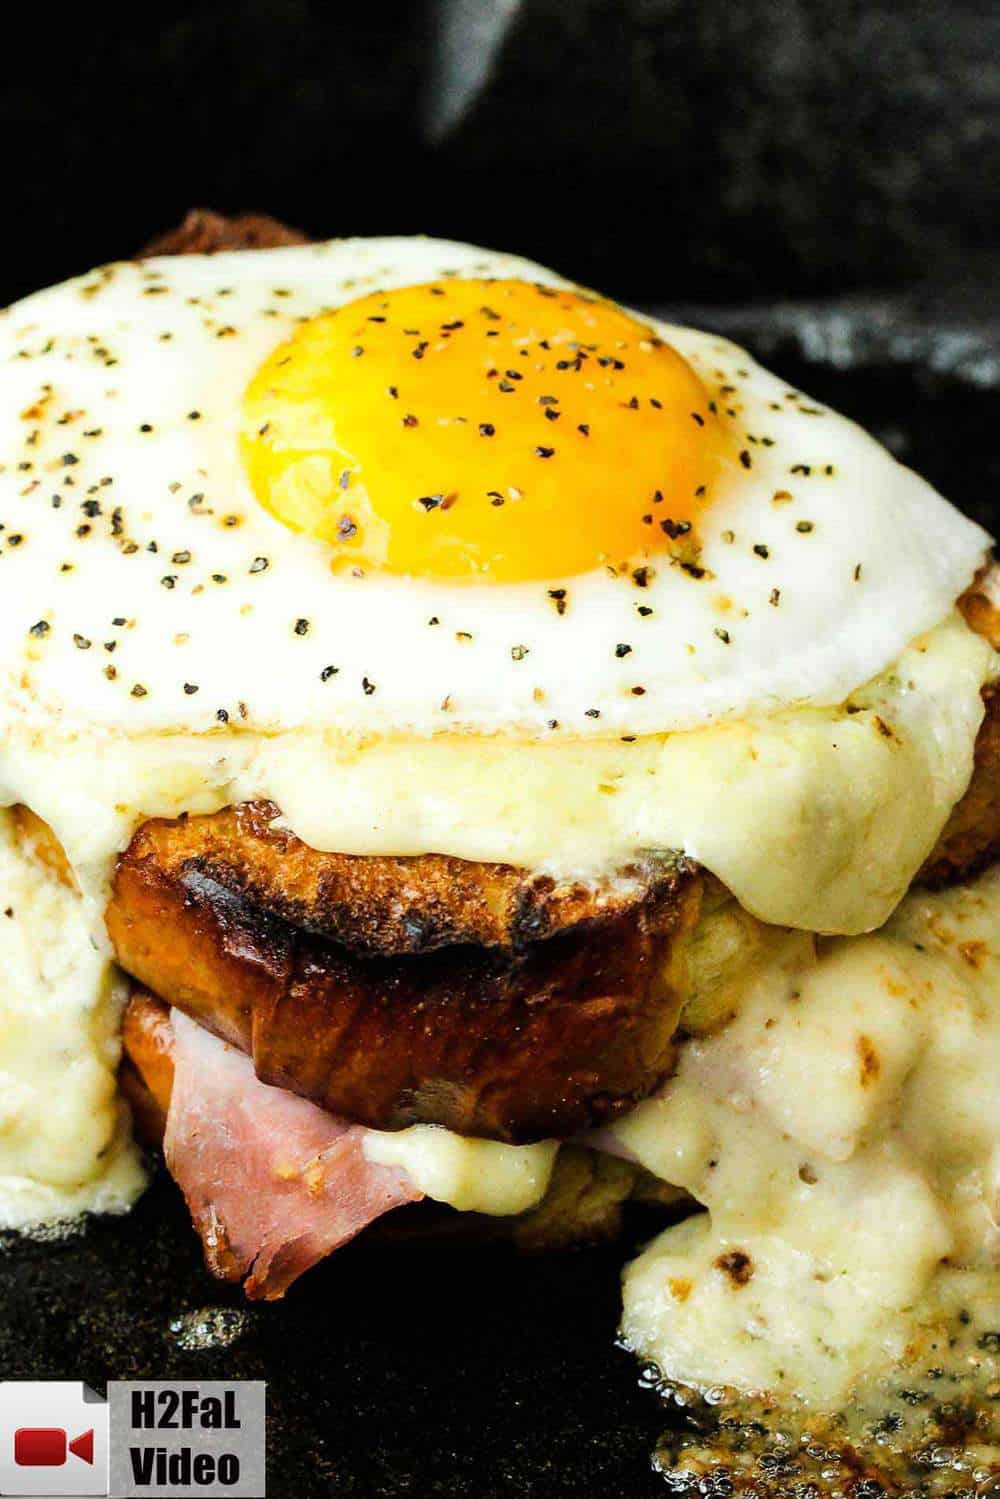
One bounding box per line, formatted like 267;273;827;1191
107;1382;265;1498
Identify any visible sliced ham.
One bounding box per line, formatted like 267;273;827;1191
164;1009;423;1299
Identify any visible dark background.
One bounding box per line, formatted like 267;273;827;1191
4;0;999;308
2;5;999;1495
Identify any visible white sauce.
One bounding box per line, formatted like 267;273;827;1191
619;867;1000;1407
0;810;144;1227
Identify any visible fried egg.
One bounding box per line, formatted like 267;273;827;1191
0;237;989;739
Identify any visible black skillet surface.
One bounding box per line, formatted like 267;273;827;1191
1;300;998;1498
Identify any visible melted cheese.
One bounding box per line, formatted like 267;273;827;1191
0;613;991;937
618;867;1000;1407
363;1127;558;1216
0;810;144;1227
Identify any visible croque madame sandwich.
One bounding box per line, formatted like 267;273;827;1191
1;213;997;1421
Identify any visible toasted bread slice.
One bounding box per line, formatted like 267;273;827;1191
140;208;308;257
107;840;700;1143
111;800;686;956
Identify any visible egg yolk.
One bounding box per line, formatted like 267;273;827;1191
241;279;728;582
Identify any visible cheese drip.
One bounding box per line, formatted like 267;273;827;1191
363;1127;558;1216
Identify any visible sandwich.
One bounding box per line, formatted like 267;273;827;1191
1;212;996;1441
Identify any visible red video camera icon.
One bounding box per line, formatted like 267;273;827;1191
14;1427;94;1467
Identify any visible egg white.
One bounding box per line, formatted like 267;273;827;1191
0;236;989;739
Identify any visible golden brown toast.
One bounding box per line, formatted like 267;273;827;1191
139;208;308;257
107;836;700;1143
110;801;681;956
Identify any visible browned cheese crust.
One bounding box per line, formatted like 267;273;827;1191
107;824;700;1143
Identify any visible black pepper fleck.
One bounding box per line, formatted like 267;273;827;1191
660;518;691;539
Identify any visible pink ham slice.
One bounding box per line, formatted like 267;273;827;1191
164;1009;423;1299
